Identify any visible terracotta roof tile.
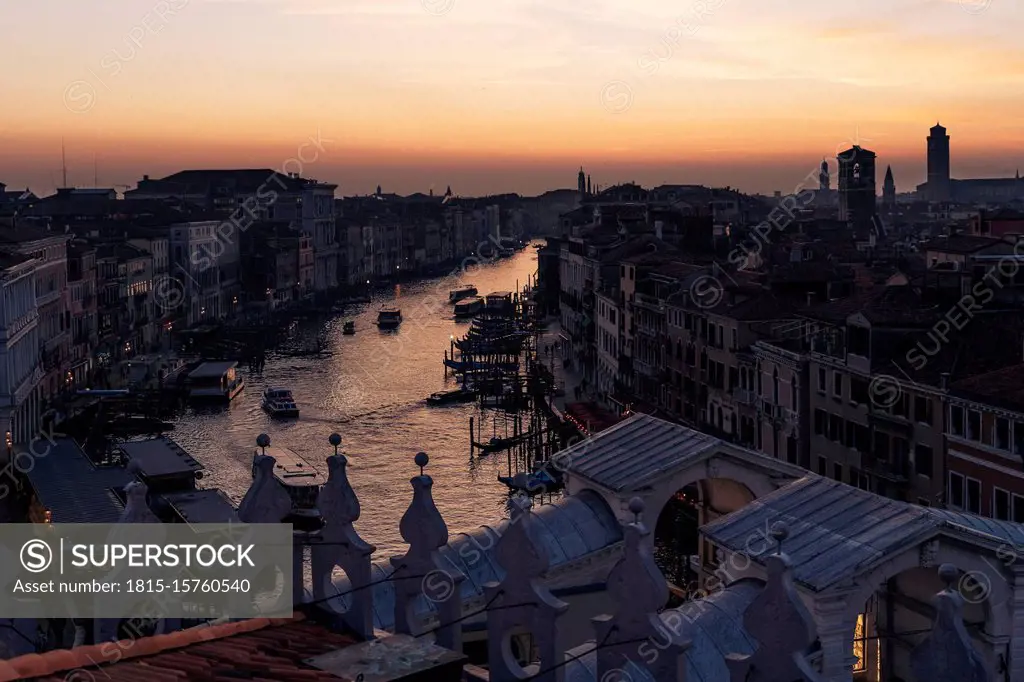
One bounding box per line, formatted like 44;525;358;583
1;612;361;682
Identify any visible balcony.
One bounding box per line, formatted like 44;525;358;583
869;410;914;437
862;453;910;483
732;388;757;406
634;358;657;378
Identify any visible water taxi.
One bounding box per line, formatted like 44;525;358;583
262;388;299;418
448;285;478;302
343;320;355;335
186;361;244;403
377;306;402;329
252;446;326;530
453;296;484;318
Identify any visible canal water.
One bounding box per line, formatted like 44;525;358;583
170;247;540;556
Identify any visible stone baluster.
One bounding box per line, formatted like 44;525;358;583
909;564;989;682
95;479;172;644
725;523;823;682
237;434;292;524
483;494;568;682
234;434;296;618
592;498;688;682
310;434;376;639
389;452;464;652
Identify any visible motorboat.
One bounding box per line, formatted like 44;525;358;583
426;387;476;405
342;320;355;335
377;306;402;329
262;388;299;418
453;296;484;318
448;285;478;303
252;446;325;530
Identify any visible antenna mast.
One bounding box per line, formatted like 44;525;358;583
61;138;68;188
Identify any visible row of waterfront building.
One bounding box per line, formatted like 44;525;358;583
0;169;576;445
545;159;1024;529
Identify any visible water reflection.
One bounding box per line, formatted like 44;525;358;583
170;248;540;555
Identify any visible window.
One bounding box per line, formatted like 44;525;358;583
988;417;1010;451
967;409;981;441
950;405;965;436
948;471;965;509
914;396;933;424
994;488;1010;520
833;372;843;399
1015;421;1024;455
852;613;867;673
817;368;827;394
814;409;826;436
850;377;869;405
966;478;981;514
1015;494;1024;524
919;498;931;507
818;456;828;476
915;444;933;478
833;462;843;482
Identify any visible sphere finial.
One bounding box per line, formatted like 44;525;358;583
256;433;270;451
414;451;429;475
628;496;645;523
329;433;342;454
938;563;958;588
771;521;789;552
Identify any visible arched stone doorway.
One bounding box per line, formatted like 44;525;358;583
652;476;757;598
825;546;1011;682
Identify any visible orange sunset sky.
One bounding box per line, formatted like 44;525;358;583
2;0;1023;197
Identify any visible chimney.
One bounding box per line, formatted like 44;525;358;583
143;174;150;181
940;372;950;391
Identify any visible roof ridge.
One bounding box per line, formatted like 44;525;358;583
0;612;305;680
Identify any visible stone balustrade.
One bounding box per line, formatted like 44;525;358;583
3;432;996;682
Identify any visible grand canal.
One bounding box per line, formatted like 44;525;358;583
170;247;540;555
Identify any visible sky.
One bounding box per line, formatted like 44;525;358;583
2;0;1023;197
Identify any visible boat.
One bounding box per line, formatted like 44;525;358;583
253;446;326;530
186;362;244;403
342;320;355;335
377;306;402;329
426;387;476;405
448;285;478;303
498;467;564;495
262;388;300;418
453;296;484;318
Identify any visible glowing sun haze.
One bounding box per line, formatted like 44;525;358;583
2;0;1023;196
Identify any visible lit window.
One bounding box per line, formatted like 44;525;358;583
852;613;866;672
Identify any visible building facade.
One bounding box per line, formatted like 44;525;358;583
0;253;40;445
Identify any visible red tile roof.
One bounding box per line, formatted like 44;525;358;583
0;613;359;681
